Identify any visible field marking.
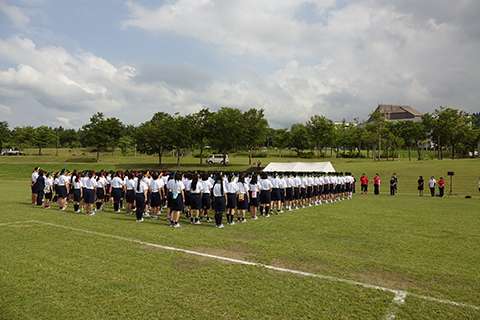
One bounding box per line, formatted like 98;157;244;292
4;220;479;312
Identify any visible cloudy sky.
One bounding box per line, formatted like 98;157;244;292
0;0;479;129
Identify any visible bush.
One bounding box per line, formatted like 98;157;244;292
299;152;315;159
252;152;267;158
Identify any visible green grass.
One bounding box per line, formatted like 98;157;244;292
1;153;480;318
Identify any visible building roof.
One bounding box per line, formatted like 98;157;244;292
368;104;423;121
263;162;336;173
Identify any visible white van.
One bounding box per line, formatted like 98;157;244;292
206;154;229;164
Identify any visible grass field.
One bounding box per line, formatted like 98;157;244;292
1;151;480;319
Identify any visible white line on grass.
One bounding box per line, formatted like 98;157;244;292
10;220;480;312
384;291;407;320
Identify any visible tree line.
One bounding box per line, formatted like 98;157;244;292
1;106;479;163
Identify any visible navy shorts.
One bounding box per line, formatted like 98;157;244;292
307;186;312;199
271;188;280;201
58;186;68;198
150;192;160;207
286;188;293;201
73;189;82;202
190;193;202;210
260;189;271;205
237;194;248;209
300;188;306;199
294;187;300;200
202;193;211;209
214;196;226;213
112;188;122;202
171;193;184;212
96;188;105;200
249;191;259;207
184;191;191;206
126;190;134;203
226;193;236;209
84;189;95;204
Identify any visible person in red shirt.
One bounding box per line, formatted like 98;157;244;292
438;177;445;197
360;173;368;195
373;173;380;195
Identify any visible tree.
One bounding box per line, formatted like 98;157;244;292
210;107;243;165
170;113;193;166
241;108;269;164
190;108;213;164
32;126;56;155
307;115;335;158
289;123;311;156
0;121;10;151
117;136;134;156
81;112;124;162
59;129;79;148
135;112;173;165
274;128;290;157
11;126;35;150
366;110;386;161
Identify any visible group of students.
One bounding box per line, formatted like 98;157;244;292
29;167;356;228
417;176;446;197
359;173;399;196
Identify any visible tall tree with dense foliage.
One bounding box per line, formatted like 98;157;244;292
32;126;56;155
11;126;35;150
210;107;243;165
135;112;173;165
81;112;124;162
190;108;213;164
307;115;335;157
289;123;311;156
0;121;10;150
274;128;290;157
242;108;269;164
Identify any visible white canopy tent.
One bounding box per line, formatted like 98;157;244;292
262;162;336;173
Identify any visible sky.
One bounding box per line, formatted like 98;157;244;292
0;0;479;130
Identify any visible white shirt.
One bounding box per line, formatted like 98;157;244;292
31;172;38;183
136;180;148;193
213;183;225;197
190;180;204;194
225;181;239;193
84;177;96;190
237;181;249;195
200;179;212;194
248;181;260;192
126;179;136;191
111;177;123;188
58;174;69;186
170;180;185;194
429;179;436;188
259;178;273;191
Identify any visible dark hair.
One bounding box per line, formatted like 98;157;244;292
215;178;224;195
250;174;258;184
136;175;144;193
191;173;199;191
238;173;245;184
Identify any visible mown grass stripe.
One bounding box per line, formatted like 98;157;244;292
5;219;474;313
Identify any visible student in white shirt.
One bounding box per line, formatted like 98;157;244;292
30;167;40;204
429;176;437;197
170;172;185;228
72;172;83;213
248;173;260;219
259;172;273;217
134;175;148;222
225;173;239;225
200;172;213;222
189;173;204;224
84;171;97;215
213;176;227;228
236;173;249;222
57;169;70;211
125;172;136;215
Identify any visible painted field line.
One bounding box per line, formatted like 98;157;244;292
19;220;480;312
0;220;39;226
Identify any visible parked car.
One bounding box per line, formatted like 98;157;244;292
206;154;229;164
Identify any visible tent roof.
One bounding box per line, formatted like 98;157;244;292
262;162;336;173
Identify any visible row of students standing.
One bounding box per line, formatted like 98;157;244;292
30;168;356;228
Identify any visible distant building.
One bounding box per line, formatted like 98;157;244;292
368;104;423;122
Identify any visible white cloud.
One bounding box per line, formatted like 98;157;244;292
0;0;31;29
0;103;12;114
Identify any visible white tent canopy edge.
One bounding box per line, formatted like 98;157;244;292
262;162;336;173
